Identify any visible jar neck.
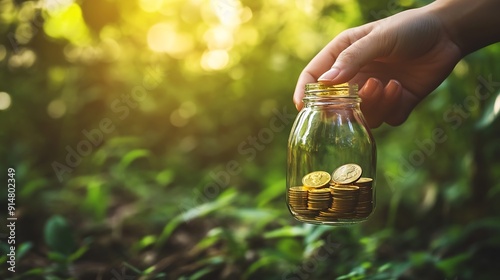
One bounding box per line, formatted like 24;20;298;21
303;83;360;108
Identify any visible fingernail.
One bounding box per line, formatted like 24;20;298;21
318;68;340;81
385;79;401;93
363;78;380;93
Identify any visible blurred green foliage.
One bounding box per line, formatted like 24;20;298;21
1;0;500;279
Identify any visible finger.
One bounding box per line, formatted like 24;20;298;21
293;25;374;110
293;72;314;111
375;80;403;128
385;86;420;126
359;78;383;111
318;30;392;85
359;78;384;128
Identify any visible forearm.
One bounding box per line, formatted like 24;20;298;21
428;0;500;56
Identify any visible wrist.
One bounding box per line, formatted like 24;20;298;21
428;0;500;56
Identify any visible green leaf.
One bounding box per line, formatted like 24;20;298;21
276;238;303;261
256;178;286;207
47;251;68;262
118;149;151;170
20;178;47;197
68;245;88;262
44;215;77;256
156;189;237;247
186;267;216;280
83;180;107;221
243;255;284;279
436;252;472;277
16;242;33;260
156;169;174;185
134;235;157;251
264;226;307;239
409;251;433;267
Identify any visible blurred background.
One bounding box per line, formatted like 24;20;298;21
1;0;500;279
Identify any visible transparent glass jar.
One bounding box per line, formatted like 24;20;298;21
286;82;376;225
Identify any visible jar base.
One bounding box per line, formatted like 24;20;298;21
292;215;370;226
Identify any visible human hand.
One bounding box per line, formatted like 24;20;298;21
293;5;462;128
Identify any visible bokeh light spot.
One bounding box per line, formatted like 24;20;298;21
178;101;197;119
211;0;241;26
42;0;75;14
147;23;194;57
8;48;36;68
15;23;34;45
0;92;12;110
43;3;90;45
204;26;234;50
201;50;229;71
47;99;67;119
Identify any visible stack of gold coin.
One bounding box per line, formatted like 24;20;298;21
329;185;359;214
307;188;331;210
353;177;373;218
287;186;309;210
289;186;319;219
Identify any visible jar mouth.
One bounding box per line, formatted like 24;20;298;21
305;82;358;97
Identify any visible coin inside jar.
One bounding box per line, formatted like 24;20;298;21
302;171;331;188
331;164;362;184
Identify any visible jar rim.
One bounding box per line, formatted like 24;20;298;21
305;82;358;96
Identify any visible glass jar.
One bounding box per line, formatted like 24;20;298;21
286;82;376;225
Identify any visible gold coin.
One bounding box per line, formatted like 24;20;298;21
355;177;373;184
308;188;331;194
331;164;362;184
331;185;359;192
289;186;310;192
302;171;331;188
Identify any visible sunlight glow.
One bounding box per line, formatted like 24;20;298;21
0;92;11;110
211;0;241;26
204;26;234;50
139;0;164;13
147;23;194;57
43;3;90;45
42;0;75;15
201;50;229;71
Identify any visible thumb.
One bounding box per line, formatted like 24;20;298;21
318;32;388;84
